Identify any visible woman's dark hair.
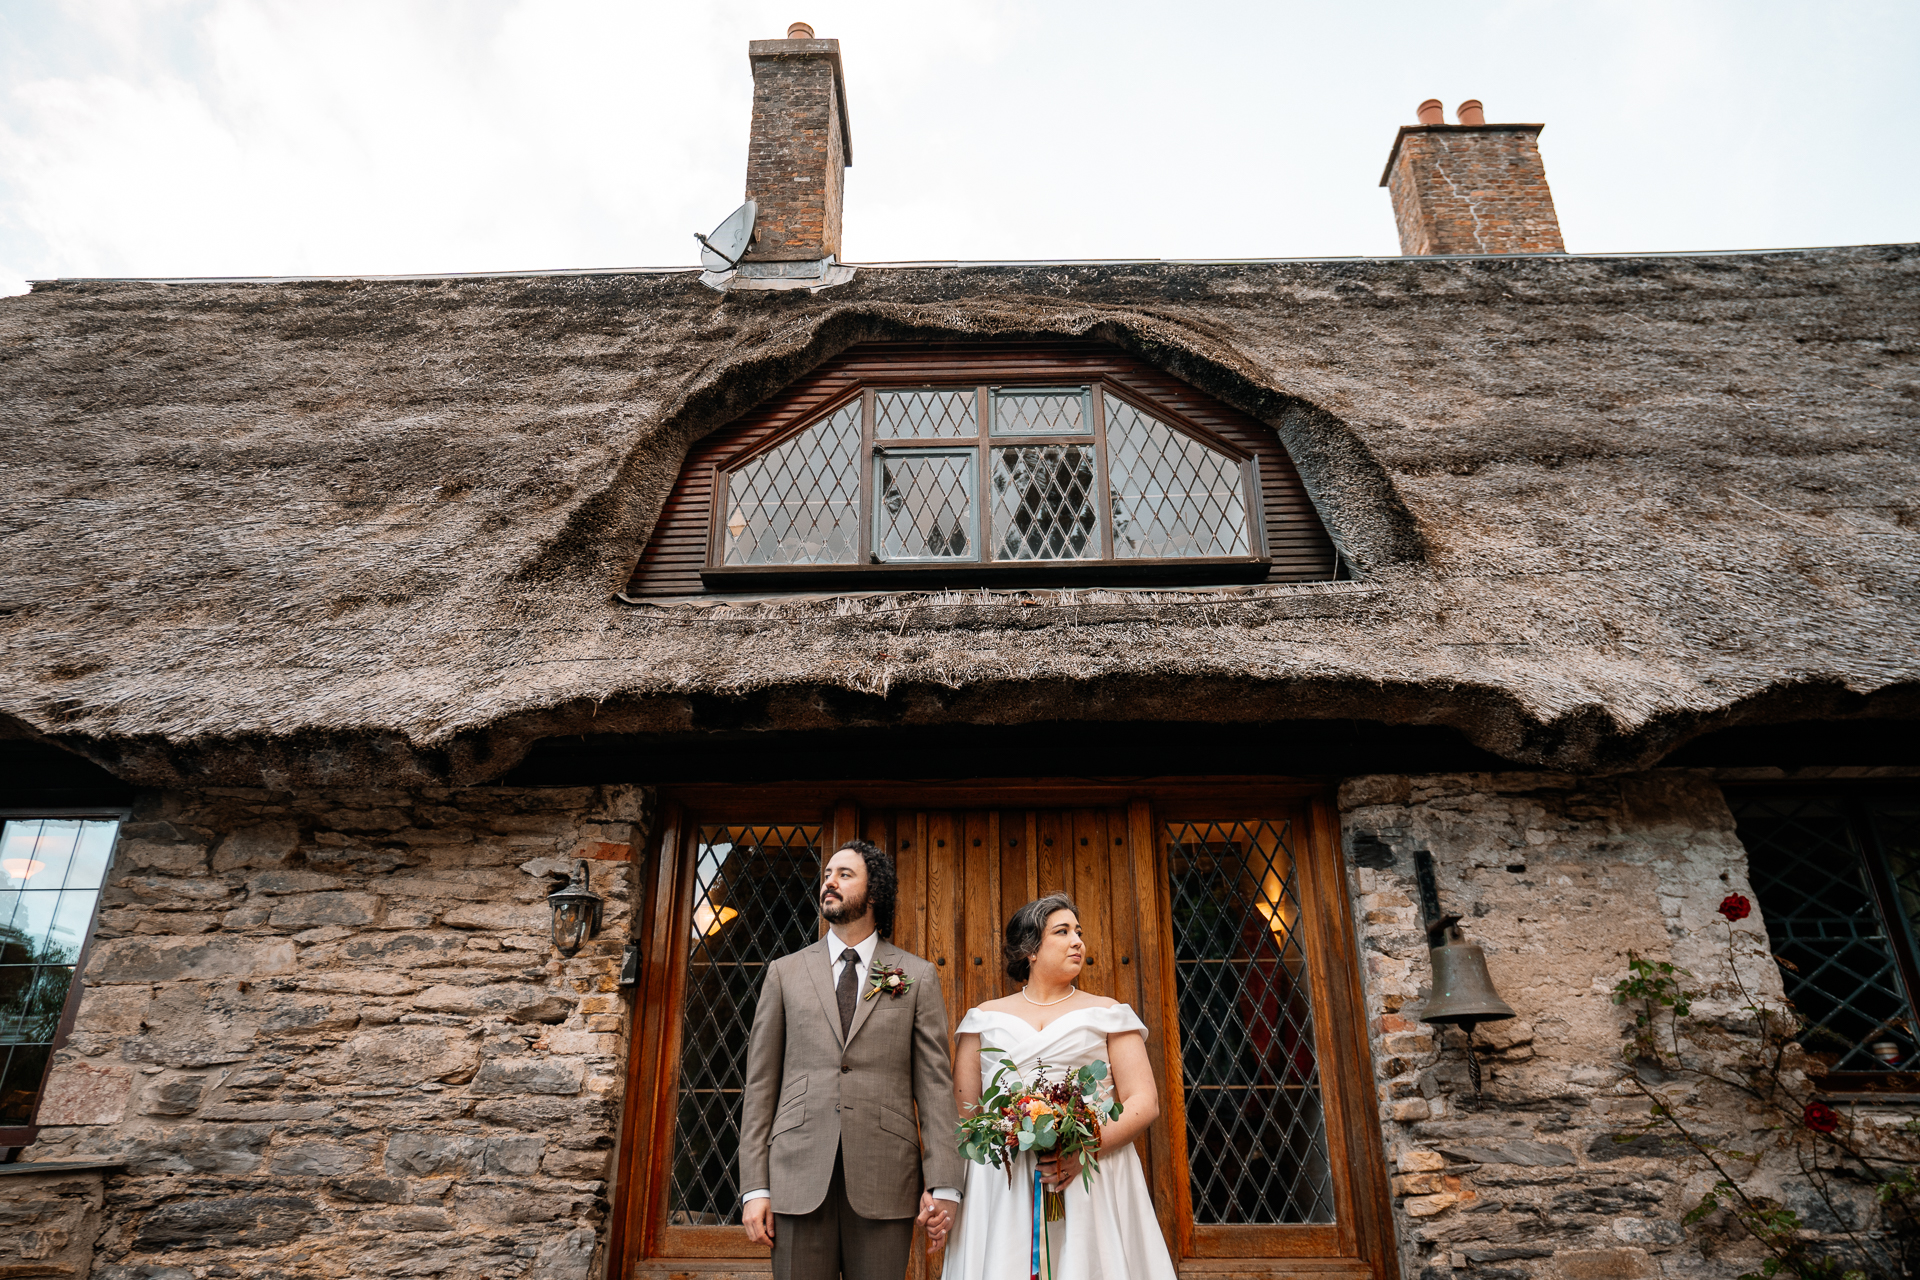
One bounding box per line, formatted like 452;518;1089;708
1002;893;1079;983
832;839;898;939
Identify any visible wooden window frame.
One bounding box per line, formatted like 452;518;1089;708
608;780;1395;1280
626;340;1339;599
701;375;1272;589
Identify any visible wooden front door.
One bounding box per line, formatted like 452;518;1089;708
613;782;1394;1280
867;805;1140;1279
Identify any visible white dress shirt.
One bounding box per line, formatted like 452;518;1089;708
742;929;960;1206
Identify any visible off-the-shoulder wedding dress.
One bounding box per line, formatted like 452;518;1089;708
940;1004;1177;1280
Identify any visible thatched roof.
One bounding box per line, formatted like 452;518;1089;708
2;246;1916;786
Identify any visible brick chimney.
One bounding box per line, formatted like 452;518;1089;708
742;23;852;263
1380;99;1564;256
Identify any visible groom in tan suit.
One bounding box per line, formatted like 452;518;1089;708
741;839;965;1280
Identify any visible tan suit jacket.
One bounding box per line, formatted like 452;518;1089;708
740;936;965;1220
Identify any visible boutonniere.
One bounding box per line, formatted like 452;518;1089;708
863;962;913;1001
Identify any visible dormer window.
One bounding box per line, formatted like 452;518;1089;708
628;342;1337;597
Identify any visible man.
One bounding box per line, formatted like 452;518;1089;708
740;839;964;1280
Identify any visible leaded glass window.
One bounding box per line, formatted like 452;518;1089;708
1;817;118;1130
721;403;862;566
667;825;822;1225
1108;401;1251;559
876;451;975;562
1167;819;1335;1225
1733;795;1920;1075
876;389;973;439
992;445;1099;561
993;387;1090;436
709;382;1265;580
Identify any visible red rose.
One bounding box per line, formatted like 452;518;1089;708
1718;894;1752;922
1802;1102;1840;1134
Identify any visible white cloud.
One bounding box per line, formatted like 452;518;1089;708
0;0;1914;295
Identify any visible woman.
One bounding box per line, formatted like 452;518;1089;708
940;894;1178;1280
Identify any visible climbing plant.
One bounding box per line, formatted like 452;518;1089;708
1610;895;1919;1280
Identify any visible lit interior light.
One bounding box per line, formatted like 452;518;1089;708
693;902;739;938
1253;869;1296;935
727;507;748;540
2;858;45;882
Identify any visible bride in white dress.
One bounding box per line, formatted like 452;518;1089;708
939;893;1178;1280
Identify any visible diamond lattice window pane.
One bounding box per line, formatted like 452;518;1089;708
993;388;1090;436
1735;797;1918;1072
1107;401;1251;558
990;445;1101;561
1167;820;1336;1225
876;389;976;439
721;404;862;565
876;452;975;561
668;825;823;1226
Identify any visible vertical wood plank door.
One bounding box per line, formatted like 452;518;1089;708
864;806;1139;1280
616;785;1394;1280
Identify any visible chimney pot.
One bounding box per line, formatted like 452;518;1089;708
787;21;815;38
1381;105;1563;255
1416;99;1445;125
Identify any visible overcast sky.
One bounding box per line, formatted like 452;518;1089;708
1;0;1915;294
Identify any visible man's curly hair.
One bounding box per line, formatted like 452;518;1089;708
831;838;898;939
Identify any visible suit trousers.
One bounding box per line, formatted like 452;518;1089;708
772;1147;916;1280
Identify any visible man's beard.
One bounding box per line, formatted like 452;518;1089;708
821;887;868;925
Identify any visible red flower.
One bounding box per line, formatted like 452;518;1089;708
1718;894;1752;922
1802;1102;1840;1134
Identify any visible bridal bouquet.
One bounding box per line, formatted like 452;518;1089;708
956;1055;1123;1225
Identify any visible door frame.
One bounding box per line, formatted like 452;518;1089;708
608;778;1396;1280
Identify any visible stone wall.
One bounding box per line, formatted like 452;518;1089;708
0;1166;107;1276
1343;768;1848;1280
22;784;648;1280
22;767;1904;1279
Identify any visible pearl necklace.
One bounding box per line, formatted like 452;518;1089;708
1021;984;1078;1006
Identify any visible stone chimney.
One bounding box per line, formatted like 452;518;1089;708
1380;99;1564;256
742;23;852;263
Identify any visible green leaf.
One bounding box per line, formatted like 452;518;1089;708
1683;1192;1721;1225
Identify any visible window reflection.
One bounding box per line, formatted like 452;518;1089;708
0;818;119;1126
667;825;822;1226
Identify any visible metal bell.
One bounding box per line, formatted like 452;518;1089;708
1418;919;1516;1033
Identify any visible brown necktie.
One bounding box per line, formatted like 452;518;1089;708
837;947;861;1037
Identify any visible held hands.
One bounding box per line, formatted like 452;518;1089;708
917;1190;955;1251
743;1198;775;1247
1039;1144;1092;1192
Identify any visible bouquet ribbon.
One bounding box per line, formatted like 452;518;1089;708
1031;1161;1044;1280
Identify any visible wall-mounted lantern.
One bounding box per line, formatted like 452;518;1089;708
548;860;604;958
1412;851;1515;1098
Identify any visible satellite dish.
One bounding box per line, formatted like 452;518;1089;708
696;200;756;272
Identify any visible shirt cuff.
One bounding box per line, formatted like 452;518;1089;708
742;1189;770;1203
931;1187;961;1202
